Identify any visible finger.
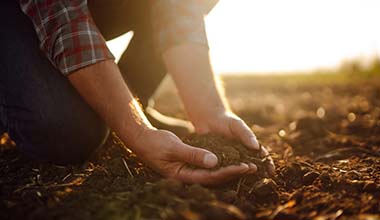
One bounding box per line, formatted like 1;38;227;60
175;163;250;185
172;142;218;168
229;118;260;150
247;163;258;174
260;146;276;175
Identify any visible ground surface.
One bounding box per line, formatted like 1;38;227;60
1;74;380;220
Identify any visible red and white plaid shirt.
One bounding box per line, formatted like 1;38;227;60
19;0;218;75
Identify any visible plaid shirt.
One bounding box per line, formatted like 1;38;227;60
19;0;218;75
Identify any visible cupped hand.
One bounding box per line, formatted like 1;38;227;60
192;110;276;175
130;128;256;185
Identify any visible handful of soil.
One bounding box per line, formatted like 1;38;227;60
183;134;270;176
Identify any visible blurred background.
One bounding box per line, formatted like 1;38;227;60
107;0;380;75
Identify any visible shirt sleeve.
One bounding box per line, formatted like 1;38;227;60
19;0;114;75
151;0;219;54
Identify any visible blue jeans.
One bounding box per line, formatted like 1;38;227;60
0;1;167;164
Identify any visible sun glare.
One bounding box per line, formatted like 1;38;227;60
107;0;380;74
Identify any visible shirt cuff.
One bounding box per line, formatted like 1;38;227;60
50;19;115;75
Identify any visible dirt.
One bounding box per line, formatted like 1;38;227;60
1;74;380;220
182;134;270;175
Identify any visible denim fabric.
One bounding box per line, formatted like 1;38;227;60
0;1;109;165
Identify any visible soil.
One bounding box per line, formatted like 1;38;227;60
182;134;270;175
1;74;380;220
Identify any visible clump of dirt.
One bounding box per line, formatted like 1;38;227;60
183;134;270;175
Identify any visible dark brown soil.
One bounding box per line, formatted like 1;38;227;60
183;134;270;175
1;74;380;220
183;134;244;168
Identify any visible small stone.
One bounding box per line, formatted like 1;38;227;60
284;162;302;177
252;178;279;201
303;171;320;185
320;172;333;189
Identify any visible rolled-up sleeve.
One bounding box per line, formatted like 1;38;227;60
19;0;114;75
151;0;219;54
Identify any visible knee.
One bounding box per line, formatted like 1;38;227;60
11;110;109;165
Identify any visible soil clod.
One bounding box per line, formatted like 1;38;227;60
183;134;270;176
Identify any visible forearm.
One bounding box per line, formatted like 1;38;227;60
163;43;230;125
162;43;265;153
68;60;153;146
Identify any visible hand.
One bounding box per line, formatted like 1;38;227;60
129;128;255;185
192;110;276;175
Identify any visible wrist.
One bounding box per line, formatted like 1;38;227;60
119;122;156;149
189;104;228;122
191;107;231;134
114;99;156;148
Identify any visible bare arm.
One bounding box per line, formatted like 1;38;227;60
163;44;228;131
68;60;152;146
163;43;275;174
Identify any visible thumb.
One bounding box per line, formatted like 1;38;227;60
173;142;218;168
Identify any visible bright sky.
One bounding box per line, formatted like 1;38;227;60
107;0;380;74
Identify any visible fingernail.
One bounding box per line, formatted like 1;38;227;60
240;163;249;174
248;163;257;174
240;163;249;169
250;137;260;150
203;153;218;168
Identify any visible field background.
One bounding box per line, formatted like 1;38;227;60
1;71;380;220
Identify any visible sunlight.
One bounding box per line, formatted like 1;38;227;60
206;0;380;74
107;0;380;74
106;31;133;63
